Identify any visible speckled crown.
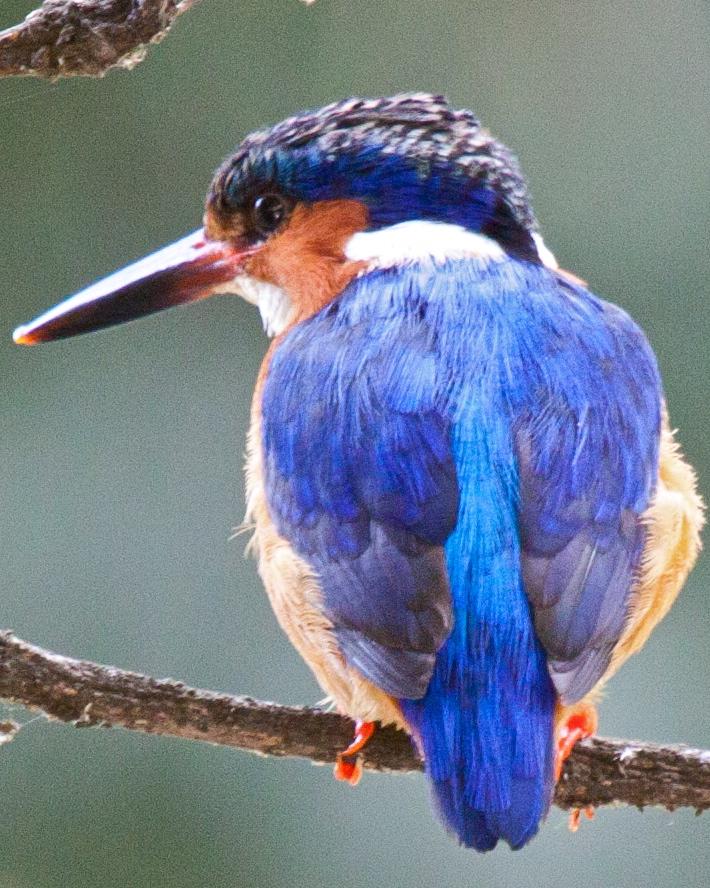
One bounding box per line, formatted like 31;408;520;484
212;94;536;231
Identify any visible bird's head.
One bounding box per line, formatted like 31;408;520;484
14;94;553;345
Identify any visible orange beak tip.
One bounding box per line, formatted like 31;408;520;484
13;326;35;346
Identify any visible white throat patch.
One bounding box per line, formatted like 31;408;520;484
344;220;506;268
217;273;293;337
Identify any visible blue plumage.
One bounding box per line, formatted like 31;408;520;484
232;144;511;250
213;95;540;260
262;254;661;849
262;278;457;697
14;93;689;854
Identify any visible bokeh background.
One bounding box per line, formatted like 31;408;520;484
1;1;708;886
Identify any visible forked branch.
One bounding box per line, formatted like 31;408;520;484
0;631;708;811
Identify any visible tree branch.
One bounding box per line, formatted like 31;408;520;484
0;0;202;80
0;630;708;812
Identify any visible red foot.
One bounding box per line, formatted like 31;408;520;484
569;805;595;832
555;709;597;782
333;720;375;787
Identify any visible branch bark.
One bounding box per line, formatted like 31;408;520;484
0;631;708;812
0;0;201;79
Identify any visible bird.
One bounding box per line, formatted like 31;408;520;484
13;94;704;851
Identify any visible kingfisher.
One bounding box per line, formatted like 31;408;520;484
13;94;704;851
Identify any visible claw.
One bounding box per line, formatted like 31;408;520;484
555;704;597;782
334;720;375;787
569;805;596;832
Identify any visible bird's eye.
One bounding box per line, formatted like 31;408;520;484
251;194;289;236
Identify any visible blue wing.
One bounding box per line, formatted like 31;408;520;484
262;259;661;710
513;276;662;703
261;277;458;698
261;257;661;851
403;259;660;850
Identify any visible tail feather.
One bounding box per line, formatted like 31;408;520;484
404;409;558;850
401;631;556;851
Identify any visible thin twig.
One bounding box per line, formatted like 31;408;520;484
0;631;707;811
0;0;201;80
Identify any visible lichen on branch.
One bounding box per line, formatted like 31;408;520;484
0;631;708;812
0;0;201;79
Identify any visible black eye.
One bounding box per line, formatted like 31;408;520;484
252;194;289;236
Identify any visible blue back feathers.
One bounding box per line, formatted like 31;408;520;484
261;255;661;850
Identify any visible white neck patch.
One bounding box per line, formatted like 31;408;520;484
344;220;506;268
531;232;559;270
214;223;558;338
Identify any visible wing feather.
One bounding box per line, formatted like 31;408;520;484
261;283;458;699
515;282;661;704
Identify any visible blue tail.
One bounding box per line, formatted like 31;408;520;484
401;420;556;851
401;624;555;851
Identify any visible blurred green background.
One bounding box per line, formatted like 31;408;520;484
1;1;708;886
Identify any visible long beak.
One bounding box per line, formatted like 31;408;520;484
13;229;251;346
